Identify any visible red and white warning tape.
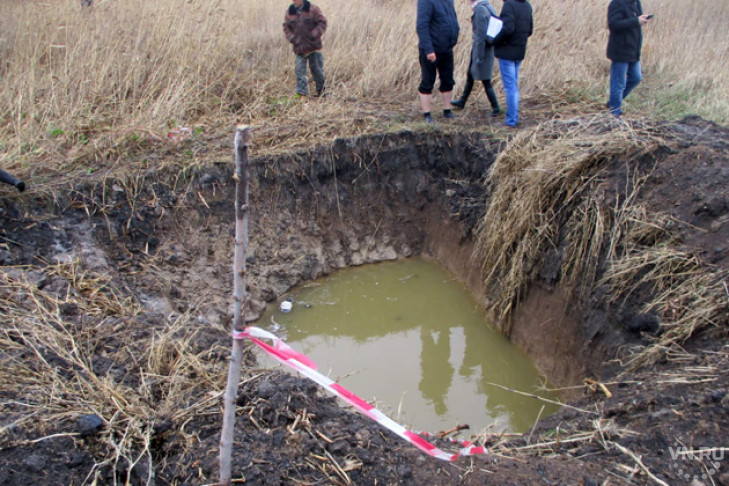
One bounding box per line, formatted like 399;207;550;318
234;326;488;461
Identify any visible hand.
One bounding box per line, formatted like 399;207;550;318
638;14;652;25
426;52;436;62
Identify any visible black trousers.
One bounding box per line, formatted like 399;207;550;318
418;49;455;94
458;59;499;110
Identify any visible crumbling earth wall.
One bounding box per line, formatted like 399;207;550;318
3;116;729;485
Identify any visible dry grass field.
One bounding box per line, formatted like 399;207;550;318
1;0;728;180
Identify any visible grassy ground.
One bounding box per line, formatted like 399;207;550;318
1;0;728;182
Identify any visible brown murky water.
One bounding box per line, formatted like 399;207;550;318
258;257;561;434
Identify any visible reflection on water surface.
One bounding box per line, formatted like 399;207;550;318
258;257;561;433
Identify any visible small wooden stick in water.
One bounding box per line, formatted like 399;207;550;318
437;424;470;438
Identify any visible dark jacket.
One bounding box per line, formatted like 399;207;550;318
606;0;643;62
494;0;533;61
416;0;459;54
283;1;327;56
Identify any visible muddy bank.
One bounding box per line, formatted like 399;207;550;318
1;125;617;388
1;116;729;485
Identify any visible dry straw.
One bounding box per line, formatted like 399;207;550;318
0;261;229;482
1;0;728;178
474;115;728;363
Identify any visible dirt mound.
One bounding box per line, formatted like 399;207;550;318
1;115;728;485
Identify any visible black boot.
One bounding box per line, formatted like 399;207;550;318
451;76;474;109
484;82;501;117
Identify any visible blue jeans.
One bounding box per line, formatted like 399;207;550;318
608;61;642;116
498;59;521;126
295;51;325;96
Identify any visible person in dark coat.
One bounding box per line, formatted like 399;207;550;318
416;0;460;124
451;0;501;117
283;0;328;97
606;0;652;116
494;0;533;127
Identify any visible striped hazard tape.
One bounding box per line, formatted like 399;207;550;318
233;326;488;461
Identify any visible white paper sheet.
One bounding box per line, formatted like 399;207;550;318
486;16;503;39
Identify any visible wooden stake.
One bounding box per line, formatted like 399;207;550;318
219;126;251;486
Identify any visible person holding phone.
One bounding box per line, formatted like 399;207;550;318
606;0;652;116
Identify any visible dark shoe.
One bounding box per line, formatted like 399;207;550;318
450;98;466;109
314;88;328;98
490;108;502;117
443;110;456;119
424;114;435;124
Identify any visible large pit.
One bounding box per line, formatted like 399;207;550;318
2;116;729;485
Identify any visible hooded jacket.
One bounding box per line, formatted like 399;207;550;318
494;0;533;61
416;0;460;54
606;0;643;62
283;1;327;56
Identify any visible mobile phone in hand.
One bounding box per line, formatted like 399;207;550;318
645;14;654;19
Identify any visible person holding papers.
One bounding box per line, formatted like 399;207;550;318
450;0;501;117
606;0;652;117
493;0;533;127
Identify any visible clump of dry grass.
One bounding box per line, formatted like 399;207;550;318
0;260;229;482
474;115;661;335
474;115;728;362
604;248;729;369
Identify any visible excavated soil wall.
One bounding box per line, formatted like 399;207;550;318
3;117;729;486
1;129;594;389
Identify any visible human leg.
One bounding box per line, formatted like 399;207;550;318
608;61;628;116
622;61;642;100
308;51;326;96
437;50;455;117
482;79;501;115
513;61;521;123
418;49;437;122
451;60;475;109
499;59;520;126
295;54;309;96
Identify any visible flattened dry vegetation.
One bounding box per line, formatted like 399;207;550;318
476;116;729;366
1;115;729;485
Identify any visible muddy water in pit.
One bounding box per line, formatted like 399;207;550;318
257;257;561;434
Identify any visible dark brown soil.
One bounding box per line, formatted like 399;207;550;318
1;112;728;486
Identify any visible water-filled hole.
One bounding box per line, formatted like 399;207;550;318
258;257;561;434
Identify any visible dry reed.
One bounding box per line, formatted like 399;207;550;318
0;260;230;482
1;0;728;180
474;115;660;335
474;115;729;362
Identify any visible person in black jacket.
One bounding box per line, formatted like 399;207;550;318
494;0;533;127
606;0;652;116
416;0;460;124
